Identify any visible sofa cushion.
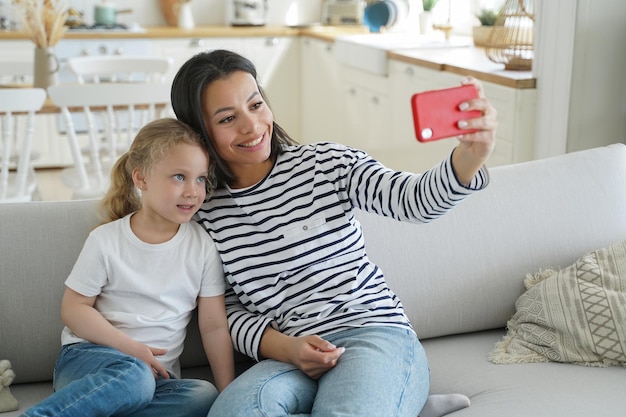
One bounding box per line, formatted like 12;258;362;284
490;240;626;366
423;330;626;417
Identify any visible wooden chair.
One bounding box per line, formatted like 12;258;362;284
47;82;171;200
67;55;174;84
0;88;47;203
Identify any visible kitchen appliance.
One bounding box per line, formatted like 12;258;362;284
226;0;268;26
321;0;364;26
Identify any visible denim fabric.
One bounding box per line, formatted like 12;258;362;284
208;326;429;417
21;343;217;417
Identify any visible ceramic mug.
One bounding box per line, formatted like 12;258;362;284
94;4;132;26
94;4;116;25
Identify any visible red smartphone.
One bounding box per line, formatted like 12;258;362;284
411;84;481;143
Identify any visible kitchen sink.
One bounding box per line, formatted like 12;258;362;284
333;33;471;76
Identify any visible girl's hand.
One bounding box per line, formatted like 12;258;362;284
122;341;169;380
452;77;498;185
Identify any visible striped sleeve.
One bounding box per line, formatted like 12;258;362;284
347;149;489;222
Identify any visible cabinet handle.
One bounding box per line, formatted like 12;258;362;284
371;96;379;104
266;37;279;46
325;43;332;52
189;38;204;48
349;87;357;95
404;66;414;76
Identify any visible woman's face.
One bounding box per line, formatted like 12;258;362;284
201;70;274;187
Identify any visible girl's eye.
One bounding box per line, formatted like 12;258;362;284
197;176;207;184
174;174;184;181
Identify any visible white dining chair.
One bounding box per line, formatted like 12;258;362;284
47;82;171;200
67;55;174;84
0;88;47;203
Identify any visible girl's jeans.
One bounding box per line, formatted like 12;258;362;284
21;342;217;417
208;326;430;417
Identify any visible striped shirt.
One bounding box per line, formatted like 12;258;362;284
196;142;488;360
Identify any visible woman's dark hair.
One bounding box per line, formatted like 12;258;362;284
170;49;297;188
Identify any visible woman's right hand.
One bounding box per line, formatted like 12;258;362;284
260;328;345;379
290;335;346;379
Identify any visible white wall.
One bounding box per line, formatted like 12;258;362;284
566;0;626;152
534;0;626;158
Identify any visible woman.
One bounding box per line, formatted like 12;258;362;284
171;49;496;417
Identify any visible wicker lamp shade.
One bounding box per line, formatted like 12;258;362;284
485;0;536;71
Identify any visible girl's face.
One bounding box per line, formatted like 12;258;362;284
135;143;209;231
201;70;274;188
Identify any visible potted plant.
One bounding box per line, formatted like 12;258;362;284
473;8;499;46
419;0;439;34
422;0;439;12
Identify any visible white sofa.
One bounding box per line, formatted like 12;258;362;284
2;144;626;416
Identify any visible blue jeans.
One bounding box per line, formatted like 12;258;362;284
21;343;217;417
208;326;429;417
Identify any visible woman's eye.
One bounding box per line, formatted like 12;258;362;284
219;115;234;124
251;101;263;110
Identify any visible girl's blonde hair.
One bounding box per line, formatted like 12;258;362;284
99;118;210;224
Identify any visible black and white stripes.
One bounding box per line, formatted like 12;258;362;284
196;142;488;359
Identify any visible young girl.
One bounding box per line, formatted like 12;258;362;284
23;118;234;417
170;50;496;417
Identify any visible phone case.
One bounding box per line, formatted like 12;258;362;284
411;84;481;143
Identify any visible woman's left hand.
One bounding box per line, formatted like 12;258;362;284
452;77;498;185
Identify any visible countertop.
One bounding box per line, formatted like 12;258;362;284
0;25;535;89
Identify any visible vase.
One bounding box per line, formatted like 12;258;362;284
176;2;195;30
419;11;433;35
33;47;59;90
472;26;494;47
159;0;178;26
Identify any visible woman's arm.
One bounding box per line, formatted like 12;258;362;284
198;295;235;392
259;327;344;379
60;287;169;379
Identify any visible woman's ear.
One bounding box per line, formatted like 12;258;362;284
132;169;147;191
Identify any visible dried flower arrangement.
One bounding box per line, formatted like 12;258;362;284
13;0;68;48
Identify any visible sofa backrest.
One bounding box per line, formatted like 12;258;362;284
2;143;626;384
356;143;626;340
1;199;100;384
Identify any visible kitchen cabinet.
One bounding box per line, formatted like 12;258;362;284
300;37;394;165
341;66;390;152
153;36;300;138
389;60;536;171
299;37;343;144
389;61;462;172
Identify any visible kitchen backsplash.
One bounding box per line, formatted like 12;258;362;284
0;0;323;29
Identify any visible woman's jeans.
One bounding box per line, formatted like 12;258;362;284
21;343;217;417
208;326;430;417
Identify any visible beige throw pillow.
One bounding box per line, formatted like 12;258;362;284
490;240;626;367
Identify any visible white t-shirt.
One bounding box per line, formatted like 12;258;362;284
61;213;225;377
